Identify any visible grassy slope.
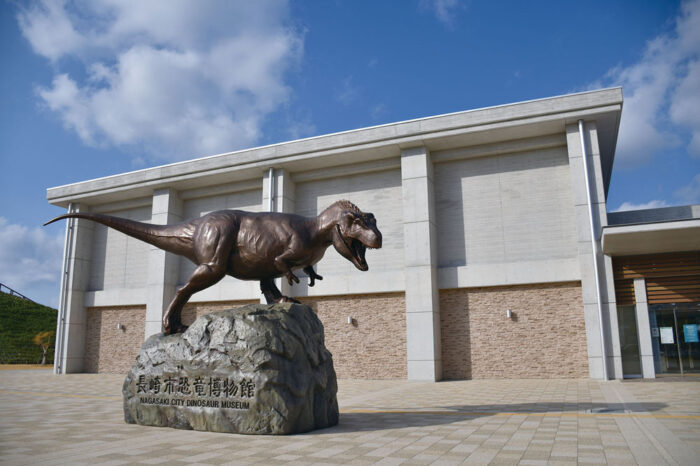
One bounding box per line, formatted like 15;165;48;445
0;293;57;364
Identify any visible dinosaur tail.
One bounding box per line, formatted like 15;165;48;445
44;212;193;257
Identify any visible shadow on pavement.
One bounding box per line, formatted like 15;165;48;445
327;401;667;433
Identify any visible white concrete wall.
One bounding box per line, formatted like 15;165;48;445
294;168;404;295
434;146;579;288
88;205;152;293
55;203;94;373
565;121;621;380
145;188;183;338
401;147;441;381
633;278;656;378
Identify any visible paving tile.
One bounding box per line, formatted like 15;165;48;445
1;371;700;464
488;452;522;465
371;457;405;465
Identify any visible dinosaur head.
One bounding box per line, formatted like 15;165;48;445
328;200;382;271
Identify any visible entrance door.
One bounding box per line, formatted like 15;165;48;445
649;303;700;375
617;305;642;377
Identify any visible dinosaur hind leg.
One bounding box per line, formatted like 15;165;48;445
163;263;226;334
260;278;300;305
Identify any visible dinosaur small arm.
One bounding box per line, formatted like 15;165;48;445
45;200;382;335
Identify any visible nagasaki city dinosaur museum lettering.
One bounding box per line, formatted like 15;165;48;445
135;375;255;410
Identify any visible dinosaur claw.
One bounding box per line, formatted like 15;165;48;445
286;271;300;286
305;268;323;287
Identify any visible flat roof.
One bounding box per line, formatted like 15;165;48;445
603;204;700;256
47;87;623;208
603;218;700;256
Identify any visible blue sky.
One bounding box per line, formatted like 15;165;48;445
1;0;699;307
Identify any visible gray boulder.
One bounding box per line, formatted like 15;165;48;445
123;303;338;434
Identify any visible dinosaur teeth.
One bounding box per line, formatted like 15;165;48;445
353;241;366;258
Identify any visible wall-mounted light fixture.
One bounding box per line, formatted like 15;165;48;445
117;323;125;331
506;309;513;319
346;316;353;325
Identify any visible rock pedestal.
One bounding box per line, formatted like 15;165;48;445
123;303;338;434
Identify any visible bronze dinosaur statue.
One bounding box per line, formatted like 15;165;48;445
45;200;382;335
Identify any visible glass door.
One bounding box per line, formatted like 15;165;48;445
617;305;642;377
676;305;700;373
649;303;700;375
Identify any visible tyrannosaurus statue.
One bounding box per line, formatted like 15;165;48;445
45;200;382;335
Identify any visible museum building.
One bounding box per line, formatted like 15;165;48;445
48;88;700;381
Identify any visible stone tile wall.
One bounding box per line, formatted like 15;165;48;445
85;295;407;377
85;301;258;373
440;282;588;379
85;306;146;373
301;293;407;379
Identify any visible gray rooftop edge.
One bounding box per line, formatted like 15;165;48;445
607;204;700;226
47;87;623;203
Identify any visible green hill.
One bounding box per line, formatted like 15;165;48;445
0;292;58;364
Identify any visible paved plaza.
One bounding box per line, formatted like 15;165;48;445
0;369;699;465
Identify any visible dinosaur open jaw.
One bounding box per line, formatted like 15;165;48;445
335;225;369;271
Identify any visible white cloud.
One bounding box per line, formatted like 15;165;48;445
285;113;316;141
334;76;360;106
17;0;303;161
613;200;671;212
371;103;387;120
594;0;700;168
420;0;465;27
674;174;700;204
614;175;700;210
670;60;700;155
16;0;84;61
0;218;64;306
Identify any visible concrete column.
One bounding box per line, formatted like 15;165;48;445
401;147;441;381
566;121;622;379
634;278;656;378
145;188;183;338
55;203;93;374
261;168;295;301
263;168;295;214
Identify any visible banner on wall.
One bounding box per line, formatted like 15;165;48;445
683;324;699;343
660;327;674;344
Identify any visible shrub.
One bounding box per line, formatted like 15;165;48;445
0;293;58;364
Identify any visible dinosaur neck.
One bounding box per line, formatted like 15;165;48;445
314;207;340;245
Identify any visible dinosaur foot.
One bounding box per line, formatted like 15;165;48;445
169;323;189;334
162;319;189;336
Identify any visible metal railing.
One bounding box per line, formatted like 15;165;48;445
0;283;35;303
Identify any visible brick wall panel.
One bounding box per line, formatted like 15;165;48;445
86;295;407;378
301;293;406;379
85;306;145;374
440;282;588;379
